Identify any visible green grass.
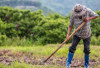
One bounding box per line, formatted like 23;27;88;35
0;44;100;58
0;61;65;68
0;44;100;68
0;44;69;57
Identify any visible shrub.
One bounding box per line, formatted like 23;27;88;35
0;6;100;45
0;34;7;45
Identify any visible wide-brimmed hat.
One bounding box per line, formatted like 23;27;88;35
72;4;87;17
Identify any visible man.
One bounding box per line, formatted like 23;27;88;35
66;4;99;68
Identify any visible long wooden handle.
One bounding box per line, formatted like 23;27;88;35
43;21;87;63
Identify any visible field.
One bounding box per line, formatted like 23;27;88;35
0;2;100;68
0;44;100;68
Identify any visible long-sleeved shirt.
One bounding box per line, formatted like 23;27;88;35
69;8;99;39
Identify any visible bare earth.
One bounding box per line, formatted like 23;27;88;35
0;50;100;68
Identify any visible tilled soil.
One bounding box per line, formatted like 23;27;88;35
0;49;100;68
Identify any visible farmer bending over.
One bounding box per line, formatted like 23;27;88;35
66;4;99;68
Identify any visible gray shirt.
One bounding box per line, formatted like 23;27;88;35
69;8;99;39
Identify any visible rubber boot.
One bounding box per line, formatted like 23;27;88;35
84;54;89;68
66;52;74;68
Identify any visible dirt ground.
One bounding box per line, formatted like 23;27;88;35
0;49;100;68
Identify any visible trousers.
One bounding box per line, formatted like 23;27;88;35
69;35;91;55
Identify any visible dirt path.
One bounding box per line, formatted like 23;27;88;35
0;49;99;68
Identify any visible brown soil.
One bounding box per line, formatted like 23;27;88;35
0;49;100;68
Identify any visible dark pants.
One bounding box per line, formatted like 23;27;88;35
69;35;91;55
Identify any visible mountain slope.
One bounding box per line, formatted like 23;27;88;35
0;0;100;16
39;0;100;15
0;0;53;15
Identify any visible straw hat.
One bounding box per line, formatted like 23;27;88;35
72;4;87;17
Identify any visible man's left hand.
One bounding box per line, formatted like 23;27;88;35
84;17;90;22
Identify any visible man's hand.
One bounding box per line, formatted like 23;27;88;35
84;17;90;22
84;16;99;22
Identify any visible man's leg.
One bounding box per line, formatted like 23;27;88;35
66;35;80;68
83;37;91;68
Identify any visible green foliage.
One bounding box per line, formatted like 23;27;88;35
0;34;7;45
0;19;7;34
91;10;100;36
3;37;33;46
31;13;68;44
0;6;100;45
91;36;100;45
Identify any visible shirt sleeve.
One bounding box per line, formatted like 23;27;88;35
69;14;74;27
88;8;99;17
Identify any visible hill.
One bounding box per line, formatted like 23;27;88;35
39;0;100;16
0;0;53;15
1;0;100;16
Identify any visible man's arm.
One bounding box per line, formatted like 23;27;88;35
66;26;73;40
84;16;99;22
88;16;99;20
66;14;74;39
84;9;99;22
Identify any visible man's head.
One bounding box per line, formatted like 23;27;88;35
72;4;87;17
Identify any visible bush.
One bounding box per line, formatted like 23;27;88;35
0;34;7;45
91;36;100;45
0;6;100;45
97;36;100;45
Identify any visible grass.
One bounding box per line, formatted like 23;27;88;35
0;62;65;68
0;44;100;68
0;44;100;58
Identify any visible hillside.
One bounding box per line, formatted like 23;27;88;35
39;0;100;16
0;0;53;15
0;0;100;16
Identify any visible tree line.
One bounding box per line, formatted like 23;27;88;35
0;6;100;45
